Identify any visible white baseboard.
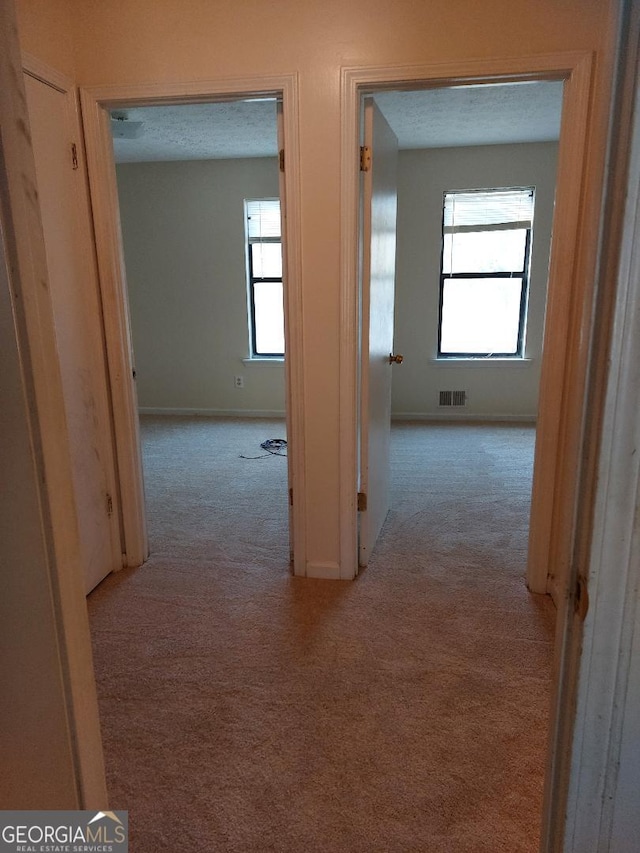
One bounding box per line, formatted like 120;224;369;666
391;412;537;424
305;561;342;580
138;407;286;418
139;407;535;424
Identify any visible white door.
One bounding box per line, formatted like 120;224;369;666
25;71;121;593
358;97;399;568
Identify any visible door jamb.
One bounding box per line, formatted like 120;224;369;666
80;75;306;575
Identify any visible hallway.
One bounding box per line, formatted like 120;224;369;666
88;418;554;852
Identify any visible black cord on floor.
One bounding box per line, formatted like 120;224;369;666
240;438;287;459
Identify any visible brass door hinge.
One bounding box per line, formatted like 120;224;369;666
357;491;367;512
279;149;285;172
289;487;293;507
71;142;79;170
360;145;371;172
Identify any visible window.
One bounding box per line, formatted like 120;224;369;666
245;198;285;357
438;187;535;358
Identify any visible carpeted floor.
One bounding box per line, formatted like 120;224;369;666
87;417;555;852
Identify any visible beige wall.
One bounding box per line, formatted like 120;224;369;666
392;142;558;419
116;158;284;414
16;0;75;78
15;0;616;576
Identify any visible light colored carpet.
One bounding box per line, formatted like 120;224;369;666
88;417;555;852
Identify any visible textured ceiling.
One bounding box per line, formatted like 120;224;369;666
375;80;563;149
112;99;279;163
111;81;563;163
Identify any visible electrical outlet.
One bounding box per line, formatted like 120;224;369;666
234;375;244;389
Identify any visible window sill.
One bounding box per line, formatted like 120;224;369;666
242;357;285;366
431;357;534;368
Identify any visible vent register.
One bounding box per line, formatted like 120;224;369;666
439;390;467;407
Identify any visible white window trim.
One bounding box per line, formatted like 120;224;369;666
430;357;533;368
242;357;284;366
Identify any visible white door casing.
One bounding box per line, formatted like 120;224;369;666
340;54;592;585
24;61;122;593
358;97;399;568
80;76;305;575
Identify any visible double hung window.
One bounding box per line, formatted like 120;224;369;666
438;187;535;358
245;198;284;357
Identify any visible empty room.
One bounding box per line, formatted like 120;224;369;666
108;98;291;571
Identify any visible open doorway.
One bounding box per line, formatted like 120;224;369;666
109;99;292;567
343;56;594;606
79;76;305;576
357;80;562;575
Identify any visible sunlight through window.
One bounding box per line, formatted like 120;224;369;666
245;199;284;357
438;188;535;358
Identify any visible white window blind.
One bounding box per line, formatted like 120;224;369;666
443;187;535;233
246;199;281;242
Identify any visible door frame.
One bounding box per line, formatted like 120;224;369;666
340;53;593;592
80;75;306;575
22;53;123;590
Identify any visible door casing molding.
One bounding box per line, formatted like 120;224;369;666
340;53;593;591
80;75;306;575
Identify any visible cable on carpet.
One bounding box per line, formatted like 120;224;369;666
240;438;287;459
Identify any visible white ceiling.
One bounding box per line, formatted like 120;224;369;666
111;81;564;164
375;81;563;149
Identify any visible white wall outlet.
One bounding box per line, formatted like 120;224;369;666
234;375;244;389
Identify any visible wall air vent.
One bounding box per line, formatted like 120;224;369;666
439;390;467;407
